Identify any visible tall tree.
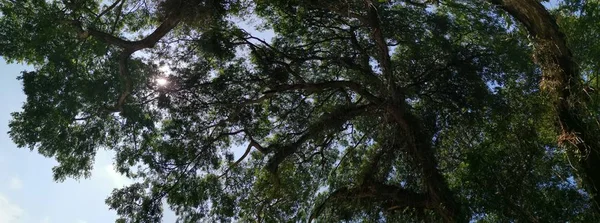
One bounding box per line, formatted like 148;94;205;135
1;0;600;222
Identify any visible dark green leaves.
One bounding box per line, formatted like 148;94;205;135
3;0;600;222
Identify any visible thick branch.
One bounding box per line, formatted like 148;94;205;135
309;181;433;221
489;0;600;211
73;5;183;112
364;1;394;88
387;104;462;222
265;104;375;174
320;1;461;220
113;51;132;112
71;2;182;52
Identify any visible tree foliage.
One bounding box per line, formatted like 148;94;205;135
2;0;600;222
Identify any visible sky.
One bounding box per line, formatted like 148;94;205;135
0;59;106;222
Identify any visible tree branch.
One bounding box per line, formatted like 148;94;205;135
264;81;382;104
386;104;462;222
71;4;184;113
70;3;181;52
265;103;375;174
489;0;600;212
309;181;433;221
219;135;267;178
96;0;122;19
363;1;394;88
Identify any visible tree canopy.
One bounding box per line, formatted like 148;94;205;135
2;0;600;222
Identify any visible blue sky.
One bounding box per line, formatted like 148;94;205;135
0;59;178;223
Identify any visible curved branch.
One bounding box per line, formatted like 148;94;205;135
73;3;184;113
489;0;600;211
265;103;375;174
71;2;182;52
309;181;433;222
219;136;266;178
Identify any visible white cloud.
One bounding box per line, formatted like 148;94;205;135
103;165;131;188
76;220;87;223
0;193;24;223
9;177;23;190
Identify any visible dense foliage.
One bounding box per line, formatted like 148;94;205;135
2;0;600;222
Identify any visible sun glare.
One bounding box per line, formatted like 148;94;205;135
156;78;168;86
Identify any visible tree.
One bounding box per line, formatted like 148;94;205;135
1;0;600;222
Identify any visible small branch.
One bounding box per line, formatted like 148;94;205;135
332;133;368;173
264;81;382;104
96;0;122;19
219;136;267;178
109;0;126;34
